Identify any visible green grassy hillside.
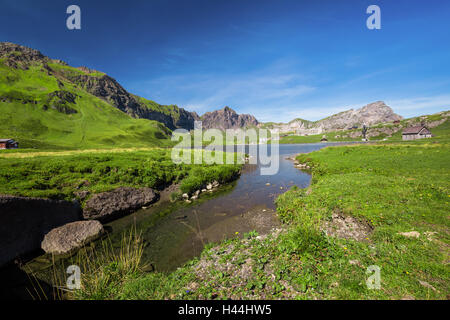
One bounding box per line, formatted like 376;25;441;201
0;59;174;150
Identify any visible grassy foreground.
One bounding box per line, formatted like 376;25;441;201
68;140;449;300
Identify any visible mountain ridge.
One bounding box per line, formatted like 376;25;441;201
200;106;259;130
262;101;404;135
0;42;446;146
0;42;199;131
0;42;175;149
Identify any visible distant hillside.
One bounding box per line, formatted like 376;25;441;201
265;101;403;135
359;110;449;140
278;110;450;144
0;42;195;149
59;65;200;130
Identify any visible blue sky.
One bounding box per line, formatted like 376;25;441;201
1;0;449;122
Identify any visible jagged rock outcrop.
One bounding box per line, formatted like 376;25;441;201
83;187;158;221
64;73;200;130
143;107;200;131
45;90;78;114
0;42;48;69
41;220;104;255
200;106;259;130
0;195;82;266
72;74;145;115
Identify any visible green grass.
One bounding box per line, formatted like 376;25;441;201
279;142;450;299
68;229;145;300
0;59;173;150
68;138;449;300
279;130;364;144
135;95;188;128
0;149;242;202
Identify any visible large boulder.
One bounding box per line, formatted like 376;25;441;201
0;195;81;267
41;221;104;255
83;187;158;221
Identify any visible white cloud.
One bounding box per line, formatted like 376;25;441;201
135;65;316;116
255;95;450;123
386;95;450;115
130;60;449;123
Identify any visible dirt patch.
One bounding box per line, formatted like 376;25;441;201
189;228;293;299
322;212;373;241
195;206;281;246
243;207;281;233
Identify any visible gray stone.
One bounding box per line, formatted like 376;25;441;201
83;187;158;221
42;221;104;255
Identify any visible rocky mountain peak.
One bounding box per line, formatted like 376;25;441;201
200;106;259;130
267;101;403;135
355;101;403;125
222;106;234;113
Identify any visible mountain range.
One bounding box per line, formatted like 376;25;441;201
0;42;446;149
263;101;403;135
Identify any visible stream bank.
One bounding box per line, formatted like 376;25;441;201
4;143;341;297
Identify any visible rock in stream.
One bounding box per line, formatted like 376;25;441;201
41;220;104;255
83;187;158;221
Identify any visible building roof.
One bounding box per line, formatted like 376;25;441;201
402;126;431;135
